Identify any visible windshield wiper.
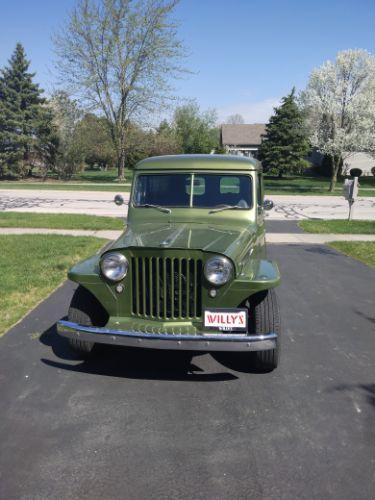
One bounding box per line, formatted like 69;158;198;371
209;204;244;214
136;203;171;214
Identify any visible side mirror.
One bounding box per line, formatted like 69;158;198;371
263;199;274;211
114;194;125;206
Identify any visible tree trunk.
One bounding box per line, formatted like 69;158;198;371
329;173;337;192
329;156;340;192
117;151;125;180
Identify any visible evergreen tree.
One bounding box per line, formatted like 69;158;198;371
0;43;54;177
258;88;310;177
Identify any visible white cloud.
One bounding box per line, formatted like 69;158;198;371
217;97;281;124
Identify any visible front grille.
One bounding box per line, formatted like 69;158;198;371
131;256;202;319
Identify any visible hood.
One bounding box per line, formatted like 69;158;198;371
110;222;257;264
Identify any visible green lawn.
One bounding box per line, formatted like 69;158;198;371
0;212;125;230
299;219;375;234
0;235;105;336
37;167;134;183
0;182;131;192
0;167;133;191
329;241;375;268
264;175;375;196
72;168;134;183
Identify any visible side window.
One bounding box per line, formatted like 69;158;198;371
193;176;205;196
220;176;240;194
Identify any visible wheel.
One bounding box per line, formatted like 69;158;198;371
248;289;281;371
67;286;108;356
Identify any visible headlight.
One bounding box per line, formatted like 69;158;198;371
204;256;233;286
100;252;128;281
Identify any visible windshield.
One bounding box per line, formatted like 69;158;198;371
133;173;252;209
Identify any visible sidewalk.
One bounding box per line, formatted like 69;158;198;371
1;227;375;244
0;228;122;240
266;233;375;244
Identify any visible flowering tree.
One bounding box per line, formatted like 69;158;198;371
301;49;375;191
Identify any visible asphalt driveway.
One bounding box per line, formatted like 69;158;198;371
0;244;374;500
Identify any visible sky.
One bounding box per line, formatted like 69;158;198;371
0;0;374;124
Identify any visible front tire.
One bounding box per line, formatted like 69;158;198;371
248;289;281;371
67;286;108;356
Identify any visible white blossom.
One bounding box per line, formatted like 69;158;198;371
301;49;375;182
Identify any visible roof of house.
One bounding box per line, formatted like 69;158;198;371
135;154;261;171
221;124;266;146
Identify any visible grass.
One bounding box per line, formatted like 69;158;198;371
358;190;375;197
329;241;375;268
0;183;131;192
0;167;133;191
0;235;106;336
0;212;125;230
299;219;375;234
264;175;375;196
73;168;134;183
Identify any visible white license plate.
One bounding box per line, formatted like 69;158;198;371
204;308;248;332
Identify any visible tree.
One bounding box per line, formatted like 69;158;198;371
75;114;116;170
301;49;375;191
173;102;219;154
0;43;54;178
258;88;310;177
49;91;84;179
226;113;245;124
148;123;181;157
54;0;186;180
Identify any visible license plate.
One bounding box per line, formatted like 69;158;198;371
204;308;248;332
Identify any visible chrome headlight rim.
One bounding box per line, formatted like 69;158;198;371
100;252;128;282
204;255;234;286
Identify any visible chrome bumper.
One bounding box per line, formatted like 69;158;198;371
57;320;277;352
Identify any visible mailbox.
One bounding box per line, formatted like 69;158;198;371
343;178;358;201
343;176;359;220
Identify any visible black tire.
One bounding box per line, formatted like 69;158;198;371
248;289;281;371
67;286;108;355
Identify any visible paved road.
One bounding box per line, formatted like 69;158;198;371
1;189;374;220
0;189;127;217
0;244;374;499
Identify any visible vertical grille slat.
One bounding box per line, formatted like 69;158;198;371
193;259;198;318
140;258;147;316
186;259;191;318
178;259;182;319
156;257;160;317
163;259;167;318
148;257;153;316
131;253;202;320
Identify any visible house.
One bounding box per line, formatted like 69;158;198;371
220;124;266;158
342;153;375;177
310;150;375;177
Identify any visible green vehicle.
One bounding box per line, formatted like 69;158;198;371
57;155;281;371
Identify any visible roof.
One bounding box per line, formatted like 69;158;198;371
135;154;261;171
221;124;266;146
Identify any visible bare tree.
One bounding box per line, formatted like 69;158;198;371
54;0;186;179
226;114;245;125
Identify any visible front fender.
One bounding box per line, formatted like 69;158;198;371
203;258;280;310
67;255;120;317
240;258;280;287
